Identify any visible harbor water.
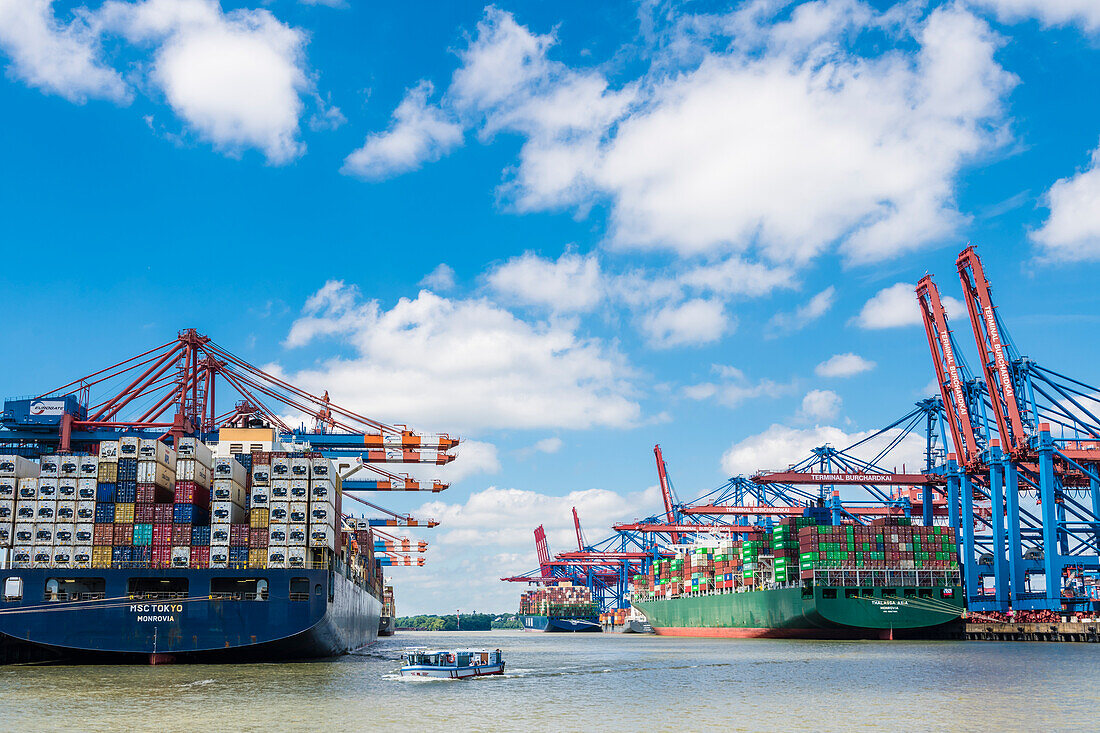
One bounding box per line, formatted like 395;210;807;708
1;630;1096;731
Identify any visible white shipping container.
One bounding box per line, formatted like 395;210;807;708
56;501;76;522
171;547;191;568
211;479;247;507
99;441;120;460
211;523;231;545
77;456;99;478
16;501;37;522
251;465;271;485
210;501;246;524
287;547;307;568
310;457;334;479
351;518;372;530
39;456;59;477
139;439;175;467
270;479;290;500
11;547;32;566
209;547;229;568
17;478;38;500
309;482;337;505
287;524;307;546
137;461;174;489
250;486;269;507
118;436;140;458
289;502;308;524
0;455;38;478
309;503;337;527
308;524;335;549
57;456;79;478
73;546;92;566
268;525;288;545
0;499;12;522
266;547;287;568
271;455;290;477
13;523;34;545
32;548;52;567
37;480;57;500
289;479;309;501
52;547;74;567
56;478;77;500
176;437;213;468
76;501;95;523
212;457;246;485
35;500;56;521
291;457;311;478
176;459;211;488
76;478;96;500
54;523;75;545
0;477;15;500
74;523;94;545
34;524;54;545
0;524;12;547
268;502;289;524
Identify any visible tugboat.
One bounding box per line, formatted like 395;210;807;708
399;647;505;678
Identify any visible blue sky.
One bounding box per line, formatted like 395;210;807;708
4;0;1100;612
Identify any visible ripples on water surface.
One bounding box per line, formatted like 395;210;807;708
1;631;1097;732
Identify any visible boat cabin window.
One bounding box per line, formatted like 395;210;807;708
211;577;268;601
128;577;188;599
3;577;22;601
45;577;106;602
290;577;310;601
881;588;897;598
822;589;837;599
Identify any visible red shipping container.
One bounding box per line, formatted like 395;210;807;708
93;523;114;545
152;523;174;546
154;504;173;523
114;524;133;546
249;532;269;549
135;503;156;524
172;524;192;546
137;483;172;504
151;545;172;568
230;524;249;545
174;482;211;508
190;545;210;568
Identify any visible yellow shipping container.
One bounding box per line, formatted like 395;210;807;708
250;508;269;529
91;546;112;568
114;503;135;524
248;549;267;569
97;463;118;483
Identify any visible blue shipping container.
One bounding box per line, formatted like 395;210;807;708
116;486;137;503
174;504;209;525
191;526;211;546
94;503;115;523
96;483;116;503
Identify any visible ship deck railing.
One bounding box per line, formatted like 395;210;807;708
44;592;107;602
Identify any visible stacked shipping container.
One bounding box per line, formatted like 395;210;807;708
519;583;597;618
633;516;960;602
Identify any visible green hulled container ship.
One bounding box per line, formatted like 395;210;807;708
632;517;964;639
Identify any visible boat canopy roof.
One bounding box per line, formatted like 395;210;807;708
402;647;500;655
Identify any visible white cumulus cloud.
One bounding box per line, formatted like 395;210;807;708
419;263;456;292
799;389;842;421
0;0;128;103
815;352;876;378
640;298;729;348
280;282;641;433
855;282;964;329
768;286;836;334
343;80;463;179
971;0;1100;33
487;251;603;313
1032;142;1100;261
99;0;311;164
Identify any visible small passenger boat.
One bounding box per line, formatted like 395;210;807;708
399;647;505;678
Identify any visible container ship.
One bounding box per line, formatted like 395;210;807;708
0;432;389;663
631;516;964;639
0;331;455;663
519;583;600;632
379;585;396;636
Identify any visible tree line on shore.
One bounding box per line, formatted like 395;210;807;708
395;613;523;630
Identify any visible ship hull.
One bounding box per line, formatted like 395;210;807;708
378;615;395;636
0;566;380;664
634;586;964;640
519;614;601;632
